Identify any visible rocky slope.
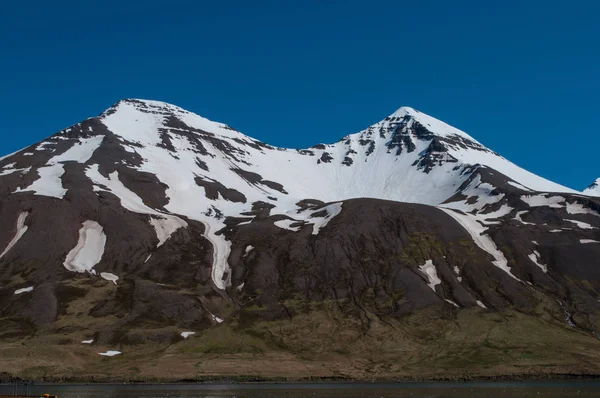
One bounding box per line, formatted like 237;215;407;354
0;99;599;381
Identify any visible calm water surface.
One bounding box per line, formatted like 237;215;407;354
1;381;600;397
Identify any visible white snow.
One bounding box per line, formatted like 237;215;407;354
444;299;459;307
528;250;547;273
15;136;104;199
308;203;343;235
86;165;187;247
81;339;94;344
14;286;34;295
514;211;535;225
144;254;152;263
53;135;105;163
100;272;119;284
15;163;67;198
180;332;195;339
63;221;106;274
149;216;186;247
580;239;600;244
98;350;121;356
0;212;29;260
521;194;566;209
476;300;487;309
244;245;254;255
550;229;563;233
564;219;596;230
211;314;224;324
566;201;600;217
0;164;31;177
439;208;519;280
274;219;302;232
419;260;441;292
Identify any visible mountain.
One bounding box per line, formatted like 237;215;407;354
584;178;600;197
1;99;600;382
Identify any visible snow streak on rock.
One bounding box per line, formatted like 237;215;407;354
86;165;187;248
528;251;547;273
15;136;104;199
98;350;121;356
100;272;119;284
439;207;518;281
0;212;29;260
14;286;34;295
274;219;302;232
419;260;441;292
63;221;107;274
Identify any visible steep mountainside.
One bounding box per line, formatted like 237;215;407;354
0;99;599;381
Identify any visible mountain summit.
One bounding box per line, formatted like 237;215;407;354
1;99;599;381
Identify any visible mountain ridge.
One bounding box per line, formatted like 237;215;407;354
1;98;599;381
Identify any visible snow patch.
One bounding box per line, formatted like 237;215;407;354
0;212;29;260
14;286;34;295
63;221;106;274
476;300;487;309
274;219;302;232
566;202;599;217
86;165;187;247
521;194;565;209
14;136;104;199
0;164;31;177
100;272;119;285
581;239;600;244
439;208;519;280
309;203;343;235
528;251;547;273
98;350;121;357
211;314;224;324
419;260;441;292
81;339;94;344
514;211;535;225
180;332;195;339
564;219;595;230
444;299;459;308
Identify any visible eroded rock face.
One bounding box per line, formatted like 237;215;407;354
0;99;599;351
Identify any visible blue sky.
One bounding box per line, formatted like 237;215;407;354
1;0;598;190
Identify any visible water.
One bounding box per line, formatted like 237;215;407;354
1;381;600;397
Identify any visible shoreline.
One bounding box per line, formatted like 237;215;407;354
3;372;600;385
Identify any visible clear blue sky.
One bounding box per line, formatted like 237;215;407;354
1;0;598;190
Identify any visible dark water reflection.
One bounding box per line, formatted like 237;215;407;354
1;381;600;397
